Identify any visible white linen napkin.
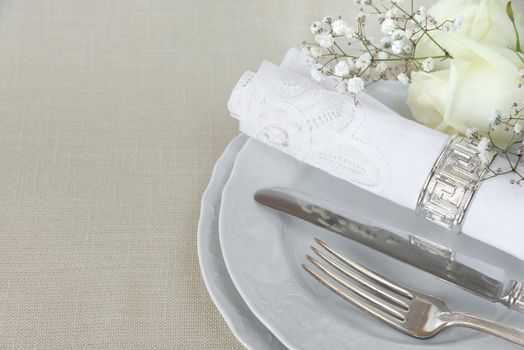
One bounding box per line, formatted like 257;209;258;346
228;48;524;261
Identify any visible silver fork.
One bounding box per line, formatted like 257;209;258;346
303;238;524;347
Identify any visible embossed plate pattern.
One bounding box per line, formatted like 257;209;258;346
219;138;524;350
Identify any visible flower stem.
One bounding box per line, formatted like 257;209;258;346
393;3;452;59
507;1;522;53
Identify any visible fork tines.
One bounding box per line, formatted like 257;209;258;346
303;238;524;346
303;238;413;325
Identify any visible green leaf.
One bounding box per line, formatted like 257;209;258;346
507;1;522;53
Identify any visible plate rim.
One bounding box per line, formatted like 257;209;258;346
218;138;396;350
218;137;520;350
197;134;286;350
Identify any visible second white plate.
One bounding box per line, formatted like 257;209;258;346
198;135;286;350
219;137;524;350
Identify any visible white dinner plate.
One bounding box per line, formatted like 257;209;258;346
219;137;524;350
196;79;412;350
197;135;286;350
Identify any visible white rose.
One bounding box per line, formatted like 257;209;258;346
433;0;523;47
416;0;523;60
407;31;523;141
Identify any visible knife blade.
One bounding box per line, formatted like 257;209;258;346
254;187;524;312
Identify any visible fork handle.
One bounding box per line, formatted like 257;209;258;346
445;312;524;347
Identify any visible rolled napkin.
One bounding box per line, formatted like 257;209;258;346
228;48;524;261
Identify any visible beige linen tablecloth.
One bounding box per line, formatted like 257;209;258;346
0;0;504;349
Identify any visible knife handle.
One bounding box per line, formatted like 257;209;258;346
509;282;524;312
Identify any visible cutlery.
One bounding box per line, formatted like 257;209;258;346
254;187;524;312
304;238;524;347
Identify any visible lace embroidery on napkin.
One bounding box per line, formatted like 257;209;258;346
229;58;391;192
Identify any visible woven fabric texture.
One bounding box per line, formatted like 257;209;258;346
0;0;499;348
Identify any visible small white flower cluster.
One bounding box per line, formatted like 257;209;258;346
466;101;524;184
303;0;452;96
476;137;492;164
422;57;434;72
486;107;502;126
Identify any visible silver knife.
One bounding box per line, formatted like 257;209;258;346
254;187;524;312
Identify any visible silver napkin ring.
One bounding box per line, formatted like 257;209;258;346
416;134;496;232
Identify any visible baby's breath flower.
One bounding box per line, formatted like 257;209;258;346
465;127;478;138
380;37;392;48
315;32;334;48
519;69;524;80
345;26;357;39
391;40;404;54
355;52;372;69
310;46;321;58
356;11;367;24
334;60;350;76
390;29;405;40
486;108;502;124
347;77;365;93
322;16;333;24
332;19;348;35
479;151;491;164
347;58;356;70
336;80;347;93
441;22;452;31
377;51;389;60
302;1;454;99
422;57;434;72
453;16;464;31
477;137;490;153
375;62;388;74
321;65;331;75
310;67;324;82
404;28;416;40
385;8;398;19
310;21;322;34
413;14;426;24
514;123;523;134
397;72;410;84
381;18;396;34
413;7;426;24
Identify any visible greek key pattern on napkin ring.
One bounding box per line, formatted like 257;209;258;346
416;134;496;232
